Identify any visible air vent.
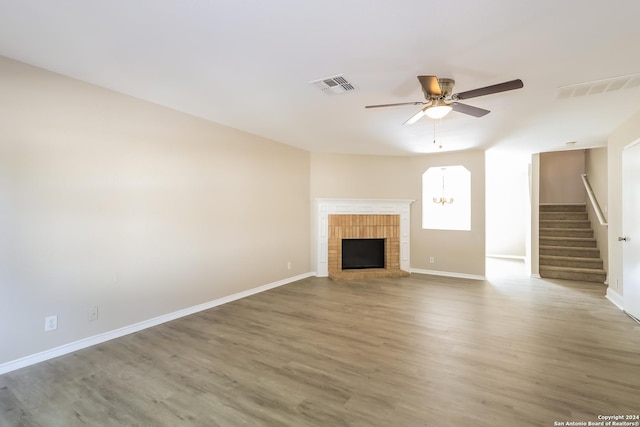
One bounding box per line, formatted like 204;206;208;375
310;74;357;95
557;73;640;99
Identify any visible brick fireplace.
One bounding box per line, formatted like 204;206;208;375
315;199;414;280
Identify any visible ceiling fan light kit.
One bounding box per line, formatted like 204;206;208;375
366;76;523;124
425;103;452;119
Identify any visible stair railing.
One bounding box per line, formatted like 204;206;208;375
581;174;608;226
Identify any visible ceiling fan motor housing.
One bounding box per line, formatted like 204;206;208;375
418;76;455;100
435;78;455;99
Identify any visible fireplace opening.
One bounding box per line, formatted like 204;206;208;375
342;238;385;270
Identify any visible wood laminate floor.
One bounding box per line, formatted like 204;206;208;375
2;260;640;426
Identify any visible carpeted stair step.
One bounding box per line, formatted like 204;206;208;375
539;219;591;229
539;228;594;238
539;236;597;248
539;255;603;269
539;245;600;258
539;265;606;283
539;212;588;221
539;204;587;213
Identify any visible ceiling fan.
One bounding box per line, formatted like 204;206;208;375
365;76;524;125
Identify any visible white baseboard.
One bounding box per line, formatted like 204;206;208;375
531;274;542;279
486;254;526;260
606;287;624;310
0;272;314;376
411;268;485;281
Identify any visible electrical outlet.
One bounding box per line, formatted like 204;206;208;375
45;315;58;332
429;257;435;264
89;305;99;321
287;261;292;270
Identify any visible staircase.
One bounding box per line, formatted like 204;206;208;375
539;204;606;283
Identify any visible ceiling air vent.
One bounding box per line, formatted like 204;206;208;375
310;74;357;95
556;73;640;99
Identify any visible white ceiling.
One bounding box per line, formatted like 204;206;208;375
1;0;639;156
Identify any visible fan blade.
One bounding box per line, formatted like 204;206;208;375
417;76;442;97
451;102;490;117
365;101;426;109
454;79;524;100
403;107;428;125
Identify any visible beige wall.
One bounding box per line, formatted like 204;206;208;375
309;153;412;199
607;110;640;296
539;150;586;203
310;150;486;277
585;148;608;278
0;57;310;364
530;154;540;276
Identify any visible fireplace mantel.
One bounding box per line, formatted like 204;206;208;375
315;198;414;277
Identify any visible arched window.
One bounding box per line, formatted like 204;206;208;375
422;165;471;230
